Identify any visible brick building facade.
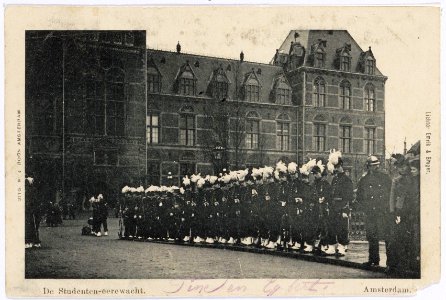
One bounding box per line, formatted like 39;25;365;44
147;30;386;185
26;29;386;206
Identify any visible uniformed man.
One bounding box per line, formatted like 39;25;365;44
388;155;414;273
311;162;332;253
297;161;319;253
325;151;354;256
356;155;392;266
286;171;303;250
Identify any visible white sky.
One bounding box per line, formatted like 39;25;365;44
137;6;439;154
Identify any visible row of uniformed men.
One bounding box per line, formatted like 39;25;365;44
119;155;353;256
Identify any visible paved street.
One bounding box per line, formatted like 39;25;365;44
26;215;386;279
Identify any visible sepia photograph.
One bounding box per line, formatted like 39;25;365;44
5;4;441;297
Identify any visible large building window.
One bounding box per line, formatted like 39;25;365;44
245;112;260;149
313;77;326;107
148;73;161;93
364;84;376;112
365;127;376;155
147;113;159;144
105;69;125;136
313;123;326;152
340;125;352;153
276;121;290;151
179;107;195;146
340;80;351;110
366;57;375;75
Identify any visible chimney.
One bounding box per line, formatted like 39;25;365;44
240;51;244;62
176;41;181;54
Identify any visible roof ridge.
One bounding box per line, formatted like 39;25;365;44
147;48;282;68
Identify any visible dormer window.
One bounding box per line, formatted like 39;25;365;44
243;71;261;102
340;53;351;71
315;48;325;68
210;66;229;100
366;57;375;75
212;81;228;100
360;47;376;75
179;71;195;95
245;80;260;102
147;58;162;93
310;40;327;68
176;62;197;96
336;43;352;72
273;75;292;105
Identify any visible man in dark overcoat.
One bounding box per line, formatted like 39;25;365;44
356;155;392;265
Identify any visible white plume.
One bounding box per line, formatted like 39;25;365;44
287;162;298;174
182;176;191;186
328;149;342;166
275;160;288;173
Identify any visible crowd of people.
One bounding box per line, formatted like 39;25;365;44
24;148;420;276
118;150;420;276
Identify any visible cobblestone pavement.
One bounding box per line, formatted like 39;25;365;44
26;216;386;279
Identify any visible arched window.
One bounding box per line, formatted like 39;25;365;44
105;68;125;136
276;113;290;151
179;106;195;146
364;83;375;112
313;115;327;152
313;77;326;107
340;80;352;110
245;78;260;102
245;111;260;149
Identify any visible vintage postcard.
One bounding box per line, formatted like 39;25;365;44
4;5;441;297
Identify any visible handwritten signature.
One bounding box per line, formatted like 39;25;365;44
163;279;335;296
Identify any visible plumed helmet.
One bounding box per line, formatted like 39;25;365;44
182;176;191;186
287;162;298;174
121;186;130;194
328;149;343;167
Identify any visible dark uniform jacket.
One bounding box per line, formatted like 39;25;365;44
330;172;354;214
356;170;392;217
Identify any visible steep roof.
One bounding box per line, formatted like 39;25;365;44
147;49;286;102
275;30;384;76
